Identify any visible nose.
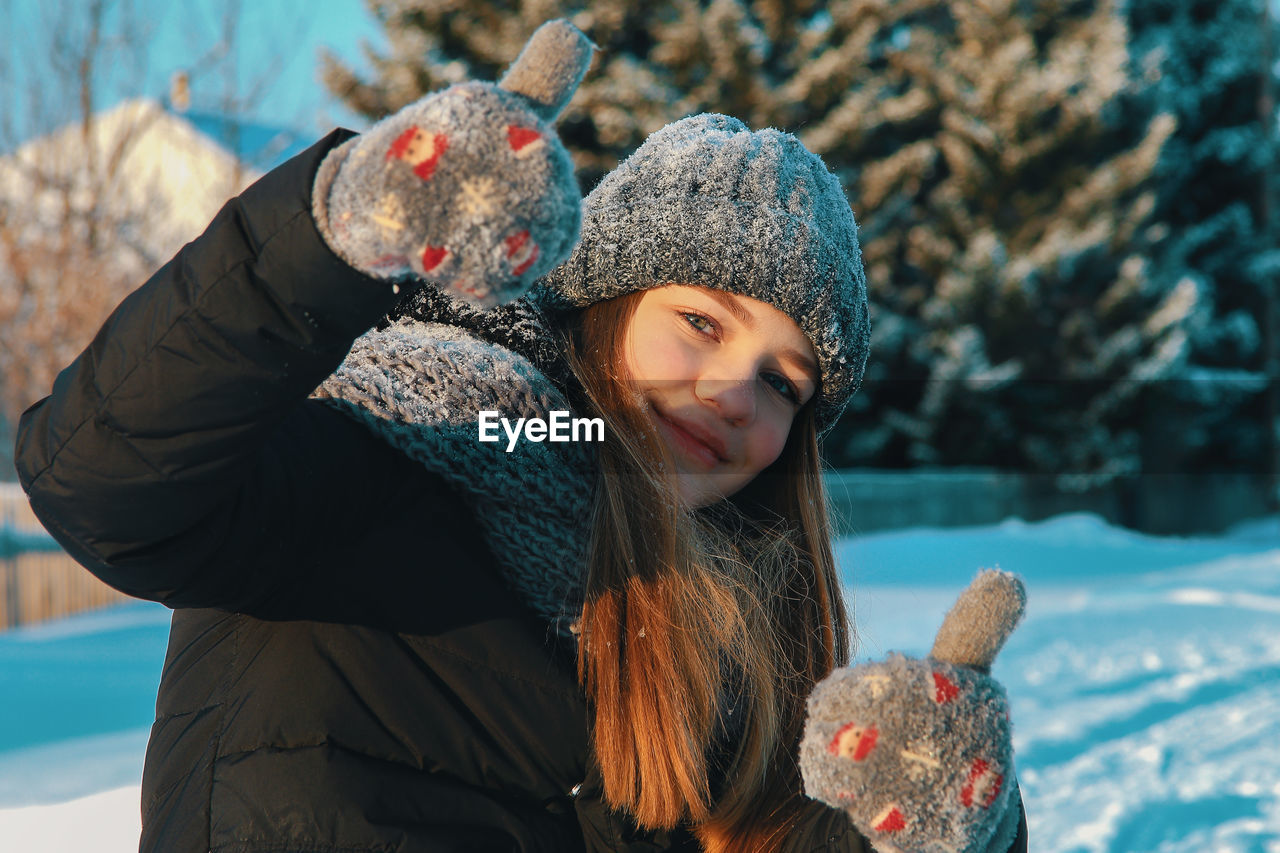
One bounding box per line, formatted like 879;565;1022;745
694;375;756;425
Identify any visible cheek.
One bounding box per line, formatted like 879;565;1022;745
744;415;792;473
626;330;694;385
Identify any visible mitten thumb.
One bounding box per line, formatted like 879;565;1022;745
498;19;595;122
799;570;1029;853
930;569;1026;670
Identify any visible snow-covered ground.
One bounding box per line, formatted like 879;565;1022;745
2;512;1278;852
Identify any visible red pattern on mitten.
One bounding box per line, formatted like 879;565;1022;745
933;671;961;704
828;723;879;761
387;128;449;181
312;19;591;306
873;805;907;833
505;230;539;276
508;125;545;155
421;246;449;272
960;758;1003;809
799;570;1027;853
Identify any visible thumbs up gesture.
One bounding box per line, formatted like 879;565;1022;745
800;570;1027;853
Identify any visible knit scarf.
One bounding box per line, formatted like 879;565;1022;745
311;286;595;636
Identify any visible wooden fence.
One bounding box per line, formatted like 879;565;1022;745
0;480;44;534
824;469;1276;536
0;482;130;630
1;549;131;629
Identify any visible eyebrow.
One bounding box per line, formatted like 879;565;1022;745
704;289;821;384
705;289;757;329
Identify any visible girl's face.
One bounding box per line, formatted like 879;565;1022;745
621;284;819;508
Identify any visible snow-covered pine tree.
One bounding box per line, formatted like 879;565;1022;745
320;0;682;189
803;0;1194;488
1125;0;1280;483
322;0;1206;488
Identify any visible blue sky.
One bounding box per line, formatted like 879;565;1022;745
143;0;385;132
2;0;385;143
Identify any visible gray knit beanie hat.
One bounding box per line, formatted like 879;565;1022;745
532;113;870;434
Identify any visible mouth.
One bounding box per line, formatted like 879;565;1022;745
650;403;729;469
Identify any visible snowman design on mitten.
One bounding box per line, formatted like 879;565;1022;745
800;569;1027;853
313;19;593;306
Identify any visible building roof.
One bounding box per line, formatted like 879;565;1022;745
180;109;312;173
0;98;314;265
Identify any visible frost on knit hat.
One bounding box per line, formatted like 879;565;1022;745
532;113;871;434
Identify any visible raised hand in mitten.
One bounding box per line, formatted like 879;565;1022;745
800;570;1027;853
312;19;592;307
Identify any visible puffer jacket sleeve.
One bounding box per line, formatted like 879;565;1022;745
14;129;407;611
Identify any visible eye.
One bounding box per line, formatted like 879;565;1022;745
680;311;719;338
762;371;799;404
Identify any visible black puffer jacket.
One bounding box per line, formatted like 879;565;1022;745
15;131;1022;852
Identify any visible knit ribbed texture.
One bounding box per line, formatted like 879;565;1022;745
311;312;594;635
532;113;870;434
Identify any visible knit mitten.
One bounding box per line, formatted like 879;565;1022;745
799;570;1027;853
312;19;593;307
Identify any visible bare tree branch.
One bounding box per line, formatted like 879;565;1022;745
0;0;311;453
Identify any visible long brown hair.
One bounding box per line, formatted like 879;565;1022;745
556;289;852;851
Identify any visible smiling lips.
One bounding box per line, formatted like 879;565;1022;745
652;405;728;469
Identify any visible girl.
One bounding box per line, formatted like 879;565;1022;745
14;20;1025;853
